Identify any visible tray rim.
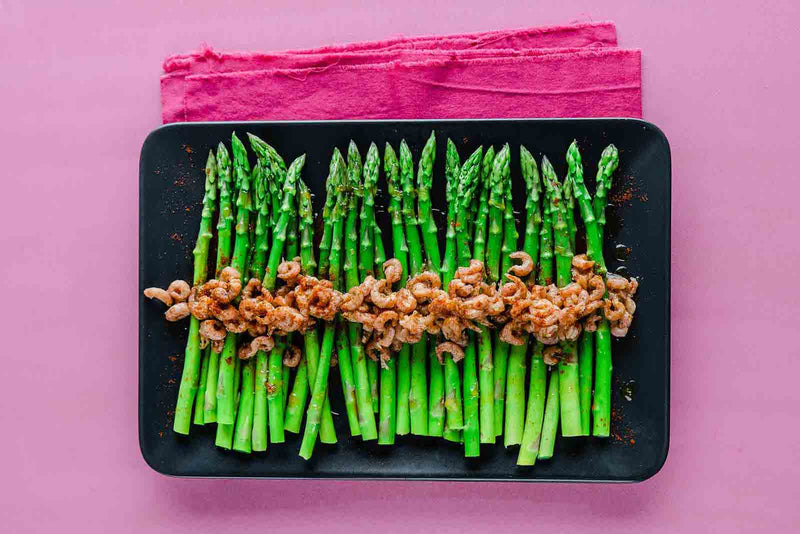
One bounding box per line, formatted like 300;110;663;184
139;117;671;483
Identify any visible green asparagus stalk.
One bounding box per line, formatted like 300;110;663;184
296;180;337;442
204;143;233;423
246;136;273;451
361;143;381;414
384;143;411;437
578;331;593;435
491;146;517;439
542;156;582;437
517;151;553;464
523;156;560;463
172;149;218;434
399;140;428;436
322;151;361;438
473;146;500;443
484;144;509;283
409;133;444;436
215;355;241;449
440;139;463;442
567;141;619;437
504;146;541;446
300;161;350;459
455;147;484;456
249;160;272;281
261;153;305;444
233;358;256;453
471;146;495;264
216;133;253;426
345;141;378;440
537;367;559;460
590;145;619;438
193;347;211;425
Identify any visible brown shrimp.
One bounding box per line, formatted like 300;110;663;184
500;274;528;303
499;323;525;345
508;251;534;278
370;279;397;309
394;288;417;314
455;259;484;285
441;316;467;346
340;286;365;312
277;259;302;284
435;342;465;364
165;302;191;321
407;271;442;301
542;345;562;365
382;258;403;285
199;319;227;341
187;291;213;320
604;298;626;322
270;306;306;333
144;287;172;307
283;345;302;368
448;278;474;298
242;278;263;299
606;273;629;292
166;280;191;302
571;254;594;272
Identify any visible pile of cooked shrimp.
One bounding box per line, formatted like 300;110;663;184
145;250;638;367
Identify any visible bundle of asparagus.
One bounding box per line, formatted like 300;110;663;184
146;132;630;465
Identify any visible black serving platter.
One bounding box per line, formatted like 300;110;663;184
139;119;670;481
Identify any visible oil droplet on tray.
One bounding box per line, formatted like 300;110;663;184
615;244;631;262
620;380;637;402
614;265;630;277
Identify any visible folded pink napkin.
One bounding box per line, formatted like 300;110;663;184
161;22;641;123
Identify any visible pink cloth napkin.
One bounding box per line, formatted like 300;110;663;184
161;21;641;123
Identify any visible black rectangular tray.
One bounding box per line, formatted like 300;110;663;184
139;118;670;481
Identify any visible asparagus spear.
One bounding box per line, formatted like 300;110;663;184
216;133;253;426
440;139;464;443
492;145;518;439
215;355;241;449
384;143;411;438
172;148;218;433
504;146;541;447
517;152;553;465
316;150;360;437
202;144;233;423
542;156;582;437
300;156;349;459
567;141;619;437
474;146;501;443
287;180;337;441
260;153;305;444
410;132;445;437
399;140;428;436
189;151;219;427
344;141;378;440
454;146;484;456
246;135;275;451
233;358;256;453
360;143;381;414
471;146;495;264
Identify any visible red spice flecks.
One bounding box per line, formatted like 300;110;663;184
168;355;178;362
184;207;191;213
174;178;185;187
159;431;165;438
170;233;182;242
183;144;193;154
167;378;176;384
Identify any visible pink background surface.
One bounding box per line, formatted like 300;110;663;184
2;1;798;532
